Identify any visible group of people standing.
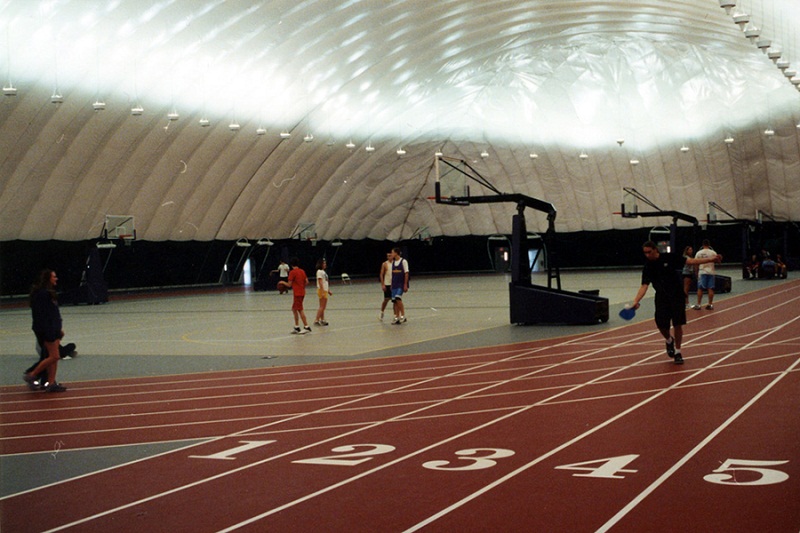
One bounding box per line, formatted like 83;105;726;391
276;247;410;334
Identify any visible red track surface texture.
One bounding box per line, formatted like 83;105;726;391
2;281;799;532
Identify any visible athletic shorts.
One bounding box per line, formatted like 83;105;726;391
317;288;328;300
292;295;305;311
654;294;686;330
698;274;715;290
383;286;391;299
391;287;404;301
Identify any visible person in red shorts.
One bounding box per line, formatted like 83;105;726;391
278;257;312;335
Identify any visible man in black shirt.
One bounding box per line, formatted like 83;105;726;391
631;241;722;364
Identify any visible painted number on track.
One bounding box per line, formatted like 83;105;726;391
293;444;396;466
555;454;639;479
423;448;515;471
703;459;790;486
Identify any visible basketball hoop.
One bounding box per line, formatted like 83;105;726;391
120;234;134;246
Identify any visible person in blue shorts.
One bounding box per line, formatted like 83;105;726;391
694;239;719;310
389;247;409;324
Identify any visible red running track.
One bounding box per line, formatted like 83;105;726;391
1;280;799;532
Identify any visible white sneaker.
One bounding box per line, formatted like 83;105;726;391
400;316;407;323
291;327;301;334
379;312;384;321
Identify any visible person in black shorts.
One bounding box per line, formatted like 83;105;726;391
630;241;722;364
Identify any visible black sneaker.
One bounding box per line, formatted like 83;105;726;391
46;382;67;393
665;337;676;358
291;327;301;334
23;373;38;391
303;326;312;333
673;352;684;365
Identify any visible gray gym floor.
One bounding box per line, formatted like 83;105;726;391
0;267;772;387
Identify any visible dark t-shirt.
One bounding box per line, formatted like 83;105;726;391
641;252;684;302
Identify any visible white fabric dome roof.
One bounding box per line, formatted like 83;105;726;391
1;0;798;241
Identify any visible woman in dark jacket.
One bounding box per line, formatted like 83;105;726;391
24;269;67;392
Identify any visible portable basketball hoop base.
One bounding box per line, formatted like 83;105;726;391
433;156;609;325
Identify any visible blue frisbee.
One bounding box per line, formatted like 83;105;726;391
619;306;636;320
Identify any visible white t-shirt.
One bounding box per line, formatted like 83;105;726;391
382;260;392;285
317;269;329;292
277;263;290;279
695;247;717;275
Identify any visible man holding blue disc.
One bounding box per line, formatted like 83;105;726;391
630;241;722;365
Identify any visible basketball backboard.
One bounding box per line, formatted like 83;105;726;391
104;215;135;240
433;155;471;205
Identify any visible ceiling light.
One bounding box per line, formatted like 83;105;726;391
768;50;781;62
396;147;406;156
680;145;690;153
256;127;266;135
229;121;240;131
743;24;760;42
732;11;749;28
757;38;771;51
235;238;251;247
3;84;17;96
256;238;274;246
131;105;143;116
630;159;640;165
784;69;797;79
764;128;775;136
279;131;291;139
365;144;375;152
199;117;210;127
579;151;588;159
96;241;117;249
304;134;314;142
346;139;356;149
92;100;105;111
51;92;63;103
167;110;179;121
616;138;625;146
529;153;538;159
434;150;443;157
777;59;790;70
724;136;735;144
480;150;489;158
331;240;343;247
718;0;735;14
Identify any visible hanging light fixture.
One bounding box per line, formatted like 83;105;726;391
718;0;735;14
724;135;735;144
579;151;588;160
396;147;406;156
199;117;210;127
228;121;240;131
365;143;375;152
304;133;314;142
256;126;266;135
346;139;356;149
680;145;690;153
279;131;292;139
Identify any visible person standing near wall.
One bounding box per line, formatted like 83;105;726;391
694;239;718;310
24;270;68;392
